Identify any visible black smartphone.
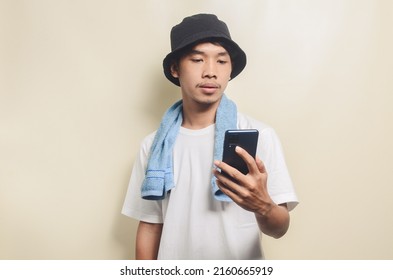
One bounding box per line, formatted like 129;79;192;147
222;129;259;176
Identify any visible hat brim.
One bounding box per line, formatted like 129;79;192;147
163;36;246;86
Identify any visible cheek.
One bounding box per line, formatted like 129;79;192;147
222;68;232;82
180;68;200;82
177;72;196;88
220;64;232;79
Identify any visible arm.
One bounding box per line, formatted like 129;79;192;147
213;146;290;239
254;202;289;239
135;221;163;259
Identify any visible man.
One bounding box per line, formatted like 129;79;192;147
122;13;298;260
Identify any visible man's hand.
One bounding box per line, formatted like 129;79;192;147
213;146;272;214
213;146;290;238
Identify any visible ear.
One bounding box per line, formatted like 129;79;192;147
170;64;179;78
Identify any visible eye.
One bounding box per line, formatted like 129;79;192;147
217;59;228;64
189;55;203;63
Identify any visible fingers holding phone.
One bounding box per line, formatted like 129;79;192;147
213;129;271;212
221;129;259;177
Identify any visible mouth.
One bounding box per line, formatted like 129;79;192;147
197;82;220;92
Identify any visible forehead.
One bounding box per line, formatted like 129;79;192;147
189;42;229;55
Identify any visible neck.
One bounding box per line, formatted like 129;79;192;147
181;101;219;130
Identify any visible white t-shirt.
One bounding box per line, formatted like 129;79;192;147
122;113;298;259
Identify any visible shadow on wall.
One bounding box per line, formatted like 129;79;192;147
111;70;180;259
111;161;139;259
112;214;139;259
143;69;181;124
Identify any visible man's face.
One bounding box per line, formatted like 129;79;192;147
171;42;232;107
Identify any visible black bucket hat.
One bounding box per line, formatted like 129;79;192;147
163;14;247;86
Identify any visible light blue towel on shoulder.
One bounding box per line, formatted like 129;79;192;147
141;95;237;201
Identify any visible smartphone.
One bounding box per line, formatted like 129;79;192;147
222;129;259;176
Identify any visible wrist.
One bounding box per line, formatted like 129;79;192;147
255;201;275;219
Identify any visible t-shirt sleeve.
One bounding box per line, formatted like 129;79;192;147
121;134;164;223
258;127;299;211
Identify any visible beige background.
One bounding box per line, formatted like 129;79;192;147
1;0;392;260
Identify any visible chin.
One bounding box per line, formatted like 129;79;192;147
196;94;223;105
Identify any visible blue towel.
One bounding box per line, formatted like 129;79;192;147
141;94;237;201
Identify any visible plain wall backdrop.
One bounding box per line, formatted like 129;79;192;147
1;0;392;259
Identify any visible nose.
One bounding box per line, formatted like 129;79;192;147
202;60;217;79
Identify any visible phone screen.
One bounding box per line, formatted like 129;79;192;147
222;129;259;175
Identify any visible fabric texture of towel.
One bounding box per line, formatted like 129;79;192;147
141;95;237;201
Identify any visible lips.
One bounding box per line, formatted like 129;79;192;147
198;82;220;90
